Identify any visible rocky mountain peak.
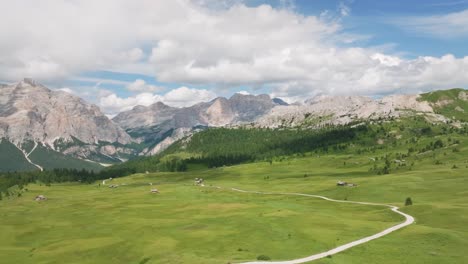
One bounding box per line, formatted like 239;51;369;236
150;101;172;110
273;98;288;106
0;79;132;147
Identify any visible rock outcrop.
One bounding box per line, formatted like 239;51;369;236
257;94;437;128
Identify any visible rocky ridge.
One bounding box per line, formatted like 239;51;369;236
0;79;134;162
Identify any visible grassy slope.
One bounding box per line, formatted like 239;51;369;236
0;140;37;172
420;88;468;121
28;144;103;171
0;139;103;172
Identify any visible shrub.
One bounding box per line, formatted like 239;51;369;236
257;255;271;260
405;197;413;206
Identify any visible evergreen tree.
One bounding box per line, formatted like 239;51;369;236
405;197;413;206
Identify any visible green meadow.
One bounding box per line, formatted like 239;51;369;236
1;116;468;263
1;151;467;264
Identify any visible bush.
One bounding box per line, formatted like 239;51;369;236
257;255;271;260
405;197;413;206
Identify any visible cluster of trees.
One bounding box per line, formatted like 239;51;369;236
0;155;191;198
177;125;374;167
0;169;92;199
419;139;445;153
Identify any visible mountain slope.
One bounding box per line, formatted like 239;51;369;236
0;79;135;170
113;93;281;155
0;79;131;145
256;94;444;128
419;88;468;122
0;139;38;172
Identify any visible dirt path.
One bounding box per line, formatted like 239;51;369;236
223;187;415;264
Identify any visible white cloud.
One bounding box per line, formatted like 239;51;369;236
56;87;75;94
338;2;351;17
99;86;217;114
100;93;162;114
163;86;217;107
71;77;131;86
390;9;468;38
0;0;467;101
126;79;165;93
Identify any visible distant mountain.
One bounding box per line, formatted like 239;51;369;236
272;98;288;106
0;79;135;171
113;93;282;155
1;78;466;172
255;92;467;128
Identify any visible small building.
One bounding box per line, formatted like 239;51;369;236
35;195;47;201
195;178;204;185
337;181;357;187
337;181;347;186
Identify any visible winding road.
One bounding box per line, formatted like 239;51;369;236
216;187;415;264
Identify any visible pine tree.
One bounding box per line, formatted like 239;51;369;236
405;197;413;206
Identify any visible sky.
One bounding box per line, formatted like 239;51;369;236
1;0;467;115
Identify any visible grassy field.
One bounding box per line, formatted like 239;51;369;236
0;170;400;264
1;120;468;264
1;150;467;263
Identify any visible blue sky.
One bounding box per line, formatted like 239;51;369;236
1;0;468;114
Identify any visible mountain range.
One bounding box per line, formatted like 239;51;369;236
0;78;466;172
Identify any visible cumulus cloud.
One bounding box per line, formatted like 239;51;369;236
126;79;165;93
100;93;162;114
163;87;217;107
99;87;217;114
0;0;467;102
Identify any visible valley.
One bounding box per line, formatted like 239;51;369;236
1;151;467;263
1;80;467;264
2;2;468;263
